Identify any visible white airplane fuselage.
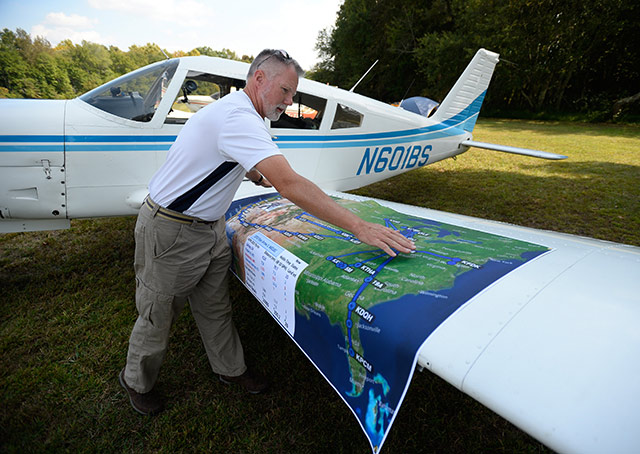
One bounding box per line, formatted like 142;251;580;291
0;55;478;232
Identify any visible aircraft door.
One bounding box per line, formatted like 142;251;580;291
0;100;68;229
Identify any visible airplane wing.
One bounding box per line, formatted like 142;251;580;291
343;193;639;454
225;190;640;454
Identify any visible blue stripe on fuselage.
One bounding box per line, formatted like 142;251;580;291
0;135;64;142
65;135;177;142
0;91;484;152
0;135;176;152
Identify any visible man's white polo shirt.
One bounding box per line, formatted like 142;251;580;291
149;90;281;221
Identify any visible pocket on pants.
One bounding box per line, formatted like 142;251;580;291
135;278;174;330
153;222;184;259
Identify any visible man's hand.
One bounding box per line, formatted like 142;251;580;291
351;220;415;257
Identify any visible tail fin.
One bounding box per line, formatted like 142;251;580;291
432;49;499;132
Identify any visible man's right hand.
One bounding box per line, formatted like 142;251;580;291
350;219;415;257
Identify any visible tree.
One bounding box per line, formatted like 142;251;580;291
313;0;640;116
0;29;30;98
0;28;73;99
308;0;456;101
56;40;114;94
126;43;168;67
194;47;250;62
0;28;257;99
33;52;74;98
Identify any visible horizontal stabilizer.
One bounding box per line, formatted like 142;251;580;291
461;140;568;160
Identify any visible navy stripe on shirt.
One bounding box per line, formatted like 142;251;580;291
167;161;239;213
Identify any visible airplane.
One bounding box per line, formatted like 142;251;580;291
0;48;565;234
1;49;638;454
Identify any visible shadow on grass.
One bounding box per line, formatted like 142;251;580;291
478;118;640;139
0;216;137;297
519;158;640;178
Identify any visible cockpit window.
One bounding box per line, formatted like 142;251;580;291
165;70;245;124
80;60;179;122
331;104;363;129
271;92;327;130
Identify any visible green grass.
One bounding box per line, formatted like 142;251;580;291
2;119;638;453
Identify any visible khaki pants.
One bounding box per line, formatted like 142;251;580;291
124;200;246;393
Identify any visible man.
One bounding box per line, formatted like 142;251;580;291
119;49;415;416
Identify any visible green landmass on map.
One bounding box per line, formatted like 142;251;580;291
227;196;549;396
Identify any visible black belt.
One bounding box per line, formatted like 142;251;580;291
144;198;217;225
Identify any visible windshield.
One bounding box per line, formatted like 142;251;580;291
80;60;179;122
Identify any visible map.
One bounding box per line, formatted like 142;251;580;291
225;193;550;453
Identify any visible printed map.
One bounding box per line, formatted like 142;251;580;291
225;194;550;453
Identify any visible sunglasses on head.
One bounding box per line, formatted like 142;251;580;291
257;49;292;69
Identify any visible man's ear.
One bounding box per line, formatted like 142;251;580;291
254;69;266;86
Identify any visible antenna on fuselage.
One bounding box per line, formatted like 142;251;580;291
399;78;415;105
160;48;170;60
349;60;379;92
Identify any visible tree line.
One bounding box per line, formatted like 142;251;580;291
2;0;639;122
308;0;639;120
0;28;250;100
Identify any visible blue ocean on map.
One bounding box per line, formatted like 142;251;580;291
292;251;546;449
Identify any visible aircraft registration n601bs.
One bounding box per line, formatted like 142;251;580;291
1;49;639;454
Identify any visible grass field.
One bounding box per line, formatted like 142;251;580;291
1;119;638;453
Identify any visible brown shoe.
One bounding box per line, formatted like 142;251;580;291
219;369;268;394
119;368;165;415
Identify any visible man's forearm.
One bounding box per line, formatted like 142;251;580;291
277;175;364;235
255;154;414;256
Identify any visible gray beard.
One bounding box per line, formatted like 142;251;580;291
266;109;283;122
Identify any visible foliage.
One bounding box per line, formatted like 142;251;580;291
0;28;250;99
312;0;455;101
195;46;253;63
309;0;640;119
0;29;74;99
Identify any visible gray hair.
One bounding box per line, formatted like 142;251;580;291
246;49;304;81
